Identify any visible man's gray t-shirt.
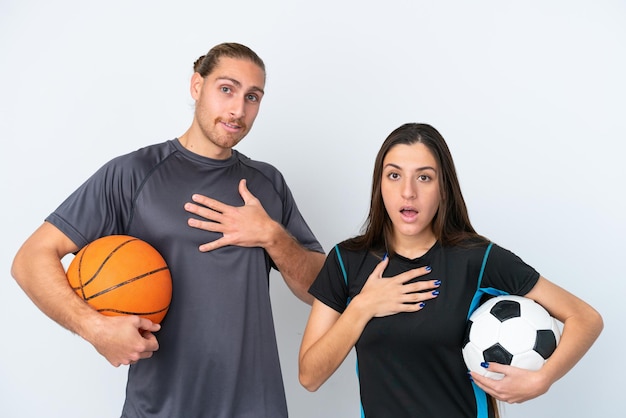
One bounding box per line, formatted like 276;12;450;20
46;139;323;418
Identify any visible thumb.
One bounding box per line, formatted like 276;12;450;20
238;178;255;204
138;317;160;332
372;254;390;277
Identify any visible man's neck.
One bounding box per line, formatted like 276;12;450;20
178;129;232;160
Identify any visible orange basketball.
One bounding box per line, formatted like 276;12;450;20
66;235;172;324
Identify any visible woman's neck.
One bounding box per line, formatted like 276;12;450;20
392;233;437;259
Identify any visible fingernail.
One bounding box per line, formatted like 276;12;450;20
481;362;489;368
467;372;474;382
382;253;388;261
425;265;431;271
434;280;441;286
432;290;439;296
419;302;426;308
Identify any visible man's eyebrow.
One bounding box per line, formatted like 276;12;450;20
216;77;265;95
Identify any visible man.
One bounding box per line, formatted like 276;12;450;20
11;42;325;418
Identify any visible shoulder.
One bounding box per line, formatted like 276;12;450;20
234;150;283;176
110;139;177;166
235;151;292;189
233;150;294;197
335;241;374;258
472;241;540;294
333;243;381;273
440;238;492;259
96;140;178;178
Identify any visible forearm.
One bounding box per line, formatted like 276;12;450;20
539;305;603;386
12;224;162;367
264;221;325;304
12;244;102;339
299;300;371;391
524;277;604;389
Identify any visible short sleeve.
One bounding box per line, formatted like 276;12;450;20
45;155;136;248
308;246;350;313
241;155;324;255
482;244;540;296
277;184;324;254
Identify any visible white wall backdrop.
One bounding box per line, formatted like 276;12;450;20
1;1;623;417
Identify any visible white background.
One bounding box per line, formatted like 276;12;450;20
1;1;623;417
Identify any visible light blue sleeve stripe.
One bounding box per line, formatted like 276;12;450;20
334;245;351;305
467;242;494;319
335;245;364;417
469;242;493;418
471;381;489;418
335;244;348;286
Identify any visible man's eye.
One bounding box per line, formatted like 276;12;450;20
221;86;231;93
246;94;259;102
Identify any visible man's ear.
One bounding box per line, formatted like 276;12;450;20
190;72;204;101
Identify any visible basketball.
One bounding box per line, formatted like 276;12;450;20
66;235;172;324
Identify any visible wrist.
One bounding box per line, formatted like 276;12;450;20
536;361;559;389
75;308;107;345
345;295;375;325
262;219;286;249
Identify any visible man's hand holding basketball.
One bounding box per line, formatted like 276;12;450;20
185;179;279;252
85;315;160;367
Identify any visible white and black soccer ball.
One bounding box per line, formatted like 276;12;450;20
462;295;561;380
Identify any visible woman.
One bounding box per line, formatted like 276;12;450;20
299;123;603;417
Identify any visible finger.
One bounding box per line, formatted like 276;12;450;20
199;236;229;252
469;374;492;395
395;266;432;284
395;299;428;313
185;202;224;223
187;217;223;233
402;279;441;293
403;288;440;304
190;193;229;214
238;179;250;200
482;361;509;375
139;335;159;355
238;178;260;206
137;317;159;331
372;256;390;277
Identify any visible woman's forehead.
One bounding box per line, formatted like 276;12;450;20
383;143;437;169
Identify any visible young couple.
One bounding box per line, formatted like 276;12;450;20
13;43;602;418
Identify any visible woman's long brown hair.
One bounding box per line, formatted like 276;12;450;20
343;123;488;254
343;123;498;416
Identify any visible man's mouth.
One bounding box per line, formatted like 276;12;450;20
222;121;241;130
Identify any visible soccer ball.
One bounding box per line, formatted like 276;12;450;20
462;295;561;380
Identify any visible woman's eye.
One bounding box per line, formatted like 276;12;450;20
388;172;400;180
418;174;431;182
